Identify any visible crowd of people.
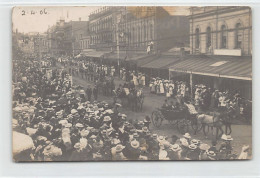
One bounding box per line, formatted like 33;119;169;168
119;68;149;88
12;57;250;161
148;77;251;121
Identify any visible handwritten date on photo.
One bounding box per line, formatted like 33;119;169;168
21;9;48;16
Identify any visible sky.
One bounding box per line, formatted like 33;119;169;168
12;6;190;34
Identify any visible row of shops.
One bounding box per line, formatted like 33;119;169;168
75;49;252;100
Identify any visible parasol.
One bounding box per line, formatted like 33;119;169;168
13;131;34;156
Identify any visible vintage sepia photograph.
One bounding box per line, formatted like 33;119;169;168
12;6;252;162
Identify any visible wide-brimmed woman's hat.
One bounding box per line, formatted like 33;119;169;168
199;143;210;151
221;134;233;141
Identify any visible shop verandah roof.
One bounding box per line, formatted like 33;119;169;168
169;55;252;81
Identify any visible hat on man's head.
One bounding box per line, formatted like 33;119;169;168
130;140;140;149
115;144;125;153
183;133;191;139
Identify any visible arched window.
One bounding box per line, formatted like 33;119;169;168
138;26;141;46
195;28;200;48
235;23;242;49
206;27;212;48
132;27;135;44
221;25;227;48
144;25;147;44
150;24;153;40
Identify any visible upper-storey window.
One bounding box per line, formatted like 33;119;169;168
195;28;200;48
221;25;227;48
206;26;212;48
235;23;242;49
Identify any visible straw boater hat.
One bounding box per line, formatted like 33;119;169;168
199;143;210;151
188;144;198;150
137;121;144;125
103;116;111;122
207;150;217;160
37;136;47;142
142;127;149;133
80;130;90;137
65;123;72;128
131;140;140;149
74;142;81;150
180;138;189;147
75;123;84;128
191;139;200;145
133;133;139;139
221;134;233;141
183;133;191;139
152;134;158;139
157;136;165;142
115;103;122;107
115;144;125;153
71;109;78;114
171;144;181;152
86;126;94;131
121;114;127;118
89;135;97;140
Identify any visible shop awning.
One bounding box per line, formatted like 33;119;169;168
169;55;252;81
140;55;181;69
136;55;158;66
81;50;106;58
105;53;127;62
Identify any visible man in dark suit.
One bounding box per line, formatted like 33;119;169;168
86;85;92;101
92;85;98;101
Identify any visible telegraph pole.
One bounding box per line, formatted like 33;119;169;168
116;13;121;76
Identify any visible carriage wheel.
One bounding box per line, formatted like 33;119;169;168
168;120;178;126
151;111;163;128
177;119;189;134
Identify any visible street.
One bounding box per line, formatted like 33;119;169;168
71;70;252;156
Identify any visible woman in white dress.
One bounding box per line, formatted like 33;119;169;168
133;75;138;86
159;80;165;95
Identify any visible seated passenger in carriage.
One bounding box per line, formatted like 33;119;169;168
162;99;170;110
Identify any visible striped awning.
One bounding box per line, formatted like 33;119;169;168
169;55;252;80
81;50;106;58
140;55;181;69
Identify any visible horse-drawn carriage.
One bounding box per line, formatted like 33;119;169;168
151;103;200;134
114;87;144;112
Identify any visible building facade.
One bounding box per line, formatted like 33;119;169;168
88;6;190;57
47;18;90;57
88;7;120;51
169;6;252;99
33;33;48;59
189;6;252;56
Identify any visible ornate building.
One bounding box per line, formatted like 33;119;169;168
47;18;90;56
89;6;189;56
189;6;252;56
